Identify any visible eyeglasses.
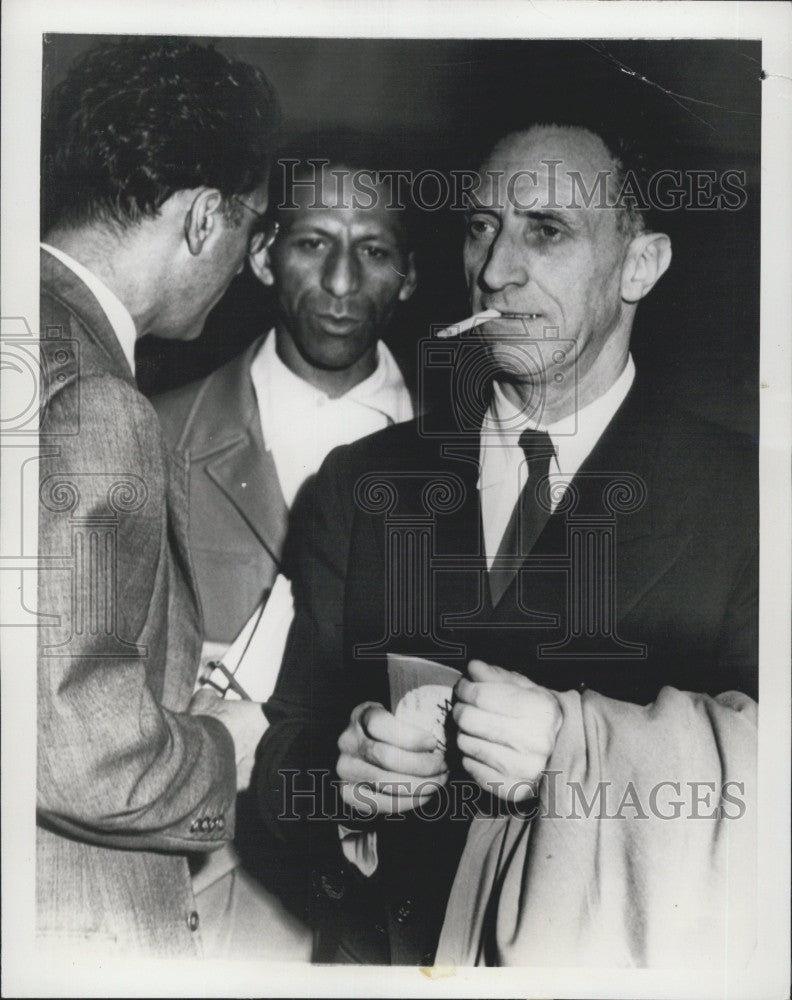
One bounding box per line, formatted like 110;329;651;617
234;197;279;254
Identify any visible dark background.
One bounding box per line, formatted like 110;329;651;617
42;36;761;435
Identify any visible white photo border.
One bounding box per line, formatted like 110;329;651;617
2;2;789;997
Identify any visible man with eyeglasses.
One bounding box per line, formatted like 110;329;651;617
152;133;418;957
38;38;279;957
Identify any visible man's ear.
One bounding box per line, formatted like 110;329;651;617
621;232;672;303
184;188;224;256
249;244;276;287
397;252;418;303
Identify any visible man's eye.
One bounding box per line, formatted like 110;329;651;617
295;237;325;251
360;245;390;260
467;217;497;240
536;222;562;241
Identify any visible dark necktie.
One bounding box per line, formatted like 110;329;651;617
488;428;556;607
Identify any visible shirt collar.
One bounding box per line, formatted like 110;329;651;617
41;243;137;376
250;329;411;450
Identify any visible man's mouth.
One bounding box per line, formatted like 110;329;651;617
316;313;363;332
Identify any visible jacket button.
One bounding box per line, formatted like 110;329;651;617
189;820;200;833
187;910;200;932
201;818;211;832
217;816;225;830
395;899;413;924
578;680;588;692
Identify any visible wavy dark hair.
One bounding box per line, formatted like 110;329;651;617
42;38;281;232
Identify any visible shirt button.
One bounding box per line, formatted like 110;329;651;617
578;680;588;693
187;910;200;932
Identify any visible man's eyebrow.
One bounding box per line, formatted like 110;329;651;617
286;221;401;244
516;208;574;222
463;202;500;217
515;208;583;230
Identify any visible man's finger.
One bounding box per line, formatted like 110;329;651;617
361;703;438;752
365;739;447;777
337;726;446;777
336;752;448;792
456;732;532;776
455;679;559;728
466;658;539;689
339;780;443;817
452;702;520;748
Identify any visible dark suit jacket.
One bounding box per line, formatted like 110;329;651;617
37;250;237;956
253;377;758;964
153;337;288;643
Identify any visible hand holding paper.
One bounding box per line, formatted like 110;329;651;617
452;659;562;802
336;700;449;818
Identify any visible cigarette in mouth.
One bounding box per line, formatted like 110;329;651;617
435;309;502;339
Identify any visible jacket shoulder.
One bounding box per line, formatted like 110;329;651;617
151;376;211;450
152;342;260;453
331;418;426;469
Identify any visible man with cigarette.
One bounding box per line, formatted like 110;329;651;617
37;38;279;956
253;124;757;964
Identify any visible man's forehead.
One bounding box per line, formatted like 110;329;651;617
473;126;621;211
281;173;407;240
287;168;384;208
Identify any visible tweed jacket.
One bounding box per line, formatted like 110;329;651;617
37;249;237;956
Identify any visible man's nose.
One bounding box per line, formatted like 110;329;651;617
321;248;361;298
479;227;529;292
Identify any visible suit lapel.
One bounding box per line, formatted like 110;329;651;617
205;435;288;563
182;338;289;566
490;379;691;623
432;442;491;631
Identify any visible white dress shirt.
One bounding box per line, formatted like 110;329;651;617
478;357;636;566
249;329;413;508
41;243;137;376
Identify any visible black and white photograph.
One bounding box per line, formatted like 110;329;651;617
1;1;790;997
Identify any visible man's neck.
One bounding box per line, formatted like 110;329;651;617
45;225;158;340
274;325;378;399
498;337;632;426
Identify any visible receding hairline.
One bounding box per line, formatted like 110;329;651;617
484;124;620;177
481;124;645;236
